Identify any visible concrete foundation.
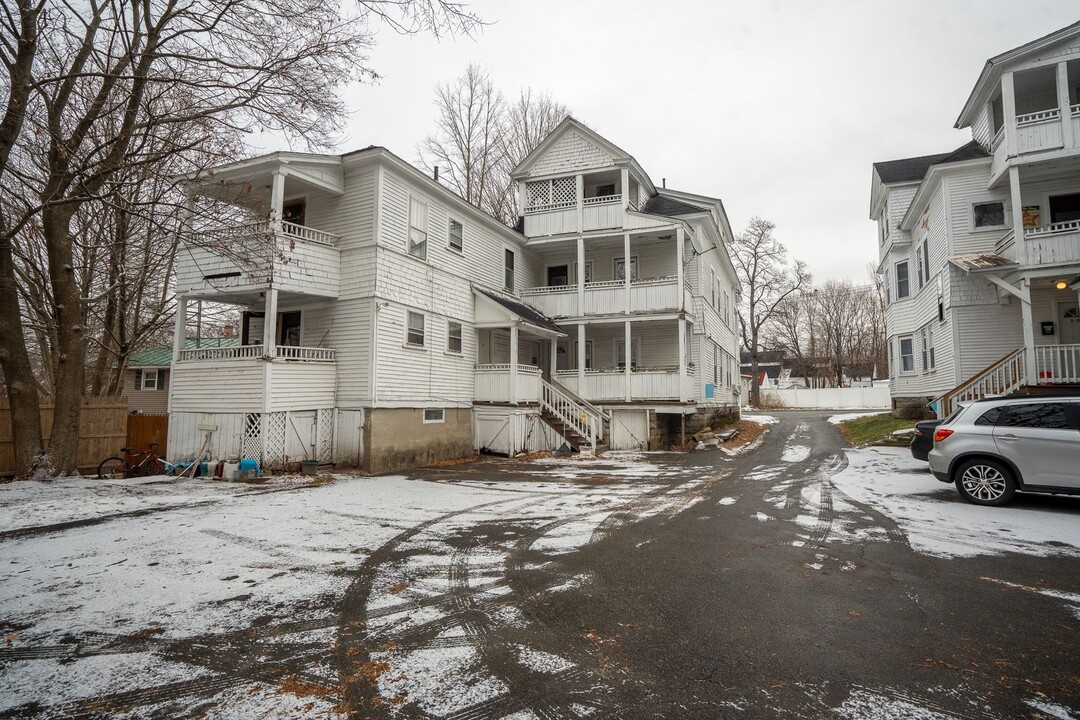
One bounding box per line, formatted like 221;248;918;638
363;407;474;474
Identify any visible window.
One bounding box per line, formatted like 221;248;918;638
975;407;1003;426
573;340;593;369
920;325;935;371
137;369;159;391
922;241;930;284
614;256;639;282
972;201;1006;228
1003;403;1071;430
504;248;515;291
596;183;616;197
895;261;910;299
406;311;425;347
408;197;428;259
879;206;889;245
710;270;716;307
423;408;445;423
580;261;593;283
616;339;640;369
1050;192;1080;223
899;336;914;373
448;219;463;252
447;321;462;354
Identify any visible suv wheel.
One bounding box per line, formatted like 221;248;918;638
953;458;1016;506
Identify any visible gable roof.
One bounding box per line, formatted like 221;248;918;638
512;117;630;179
873;151;954;184
956;21;1080;128
475;288;564;335
129;337;239;368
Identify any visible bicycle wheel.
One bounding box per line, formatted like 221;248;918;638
97;457;127;479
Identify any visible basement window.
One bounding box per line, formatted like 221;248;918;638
423;408;445;423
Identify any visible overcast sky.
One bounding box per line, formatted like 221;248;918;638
261;1;1079;283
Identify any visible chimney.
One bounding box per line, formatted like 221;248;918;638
662;177;666;189
433;166;439;182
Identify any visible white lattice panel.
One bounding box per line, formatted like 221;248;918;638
551;177;575;206
317;409;334;461
527;181;550;208
242;413;262;461
265;412;287;469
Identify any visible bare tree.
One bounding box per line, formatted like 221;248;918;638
420;67;570;225
0;0;483;477
732;217;809;406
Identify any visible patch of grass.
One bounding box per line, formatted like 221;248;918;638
837;414;915;447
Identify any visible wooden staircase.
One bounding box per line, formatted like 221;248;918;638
538;377;609;456
934;348;1025;418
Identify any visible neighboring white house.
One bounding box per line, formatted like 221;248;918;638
872;21;1080;417
168;119;742;472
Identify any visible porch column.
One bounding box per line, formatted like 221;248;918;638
577;324;586;388
676;226;685;311
173;296;187;362
1002;72;1017;156
263;287;278;357
624;320;632;402
1058;61;1074;149
577;235;585;315
678;318;687;402
549;337;558;379
621;167;630;208
509;323;519;405
270;170;285;232
1008;165;1026;265
1020;278;1037;385
575;174;584;233
623;232;632;314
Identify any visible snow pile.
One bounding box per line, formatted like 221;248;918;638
827;411;890;425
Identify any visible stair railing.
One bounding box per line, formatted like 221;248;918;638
933;348;1025;418
540;377;605;455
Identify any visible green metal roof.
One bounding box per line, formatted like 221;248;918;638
129;337;240;367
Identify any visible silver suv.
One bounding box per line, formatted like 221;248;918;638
927;396;1080;506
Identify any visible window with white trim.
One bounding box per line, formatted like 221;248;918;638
406;311;425;347
710;269;716;308
423;408;444;423
614;256;639;282
916;243;926;291
573;340;593;369
895;260;910;299
972;201;1006;229
921;325;936;371
884;268;891;304
448;219;463;252
504;248;515;291
408;197;428;259
136;368;160;391
899;335;915;374
616;339;640;369
447;321;462;354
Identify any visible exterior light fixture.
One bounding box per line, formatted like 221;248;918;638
1056;280;1067;290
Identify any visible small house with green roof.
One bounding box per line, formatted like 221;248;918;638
125;337;239;414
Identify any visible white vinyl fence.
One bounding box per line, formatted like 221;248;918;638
758;386;891;410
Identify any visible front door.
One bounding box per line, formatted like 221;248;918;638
1060;302;1080;345
477;329;491;364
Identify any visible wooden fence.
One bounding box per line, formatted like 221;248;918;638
126;413;169;458
0;397;128;476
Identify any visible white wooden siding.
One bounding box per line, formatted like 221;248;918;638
269;363;337;411
528;130;615;178
170;361;265;413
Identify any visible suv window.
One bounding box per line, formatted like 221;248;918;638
974;407;1003;426
1002;403;1071;430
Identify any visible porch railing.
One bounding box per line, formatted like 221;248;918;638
1025;219;1080;237
1035;344;1080;384
474;364;541;403
177;344;335;362
934;348;1025;418
1016;107;1060;126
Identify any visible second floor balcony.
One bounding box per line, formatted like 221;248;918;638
521;276;690;318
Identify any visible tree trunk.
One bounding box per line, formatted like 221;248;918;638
749;330;761;407
0;243;45;477
42;204;86;474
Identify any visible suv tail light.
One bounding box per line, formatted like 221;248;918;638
933;428;954;443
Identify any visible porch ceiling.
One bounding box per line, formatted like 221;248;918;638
186;155;344;204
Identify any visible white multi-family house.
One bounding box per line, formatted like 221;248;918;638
872;22;1080;417
168;119;741;473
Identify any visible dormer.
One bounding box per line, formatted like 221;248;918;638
511;117;656;237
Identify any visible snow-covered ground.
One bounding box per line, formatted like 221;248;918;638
827;410;891;425
832;447;1080;559
0;456;716;718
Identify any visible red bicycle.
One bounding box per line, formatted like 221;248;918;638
97;443;169;479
